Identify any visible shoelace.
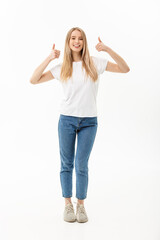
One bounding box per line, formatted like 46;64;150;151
65;203;74;214
66;200;86;214
76;204;86;214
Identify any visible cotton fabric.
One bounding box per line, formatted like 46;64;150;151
50;56;108;117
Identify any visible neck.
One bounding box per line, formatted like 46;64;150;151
72;52;82;62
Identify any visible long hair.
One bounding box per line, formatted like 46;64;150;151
60;27;98;83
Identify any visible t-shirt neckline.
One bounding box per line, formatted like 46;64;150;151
73;60;82;63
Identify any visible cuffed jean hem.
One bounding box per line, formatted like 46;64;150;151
63;195;72;198
76;196;87;200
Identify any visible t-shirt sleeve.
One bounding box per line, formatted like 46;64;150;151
49;63;62;81
92;56;109;75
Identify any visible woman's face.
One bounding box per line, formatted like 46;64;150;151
69;30;84;52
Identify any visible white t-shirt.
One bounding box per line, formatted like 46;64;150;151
49;56;108;117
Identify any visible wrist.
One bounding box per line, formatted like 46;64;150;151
104;45;110;52
47;54;53;62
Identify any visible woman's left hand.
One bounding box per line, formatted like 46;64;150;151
95;37;108;52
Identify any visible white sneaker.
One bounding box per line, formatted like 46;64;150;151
76;202;88;223
63;202;76;222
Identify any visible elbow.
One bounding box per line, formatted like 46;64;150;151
30;80;34;84
124;67;130;73
30;78;37;84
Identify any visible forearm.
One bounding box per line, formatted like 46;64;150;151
30;55;52;84
104;46;130;72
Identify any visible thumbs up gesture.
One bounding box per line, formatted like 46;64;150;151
95;37;107;52
49;43;61;61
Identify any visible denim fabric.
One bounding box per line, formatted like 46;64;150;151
58;114;98;200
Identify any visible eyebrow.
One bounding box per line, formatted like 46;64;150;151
71;36;83;38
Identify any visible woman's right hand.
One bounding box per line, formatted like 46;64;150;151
49;43;61;61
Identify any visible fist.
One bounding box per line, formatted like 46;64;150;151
49;43;61;60
95;37;107;52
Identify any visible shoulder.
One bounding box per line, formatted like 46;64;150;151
54;62;62;68
49;62;62;80
50;62;62;72
91;56;108;75
91;55;97;63
91;55;108;63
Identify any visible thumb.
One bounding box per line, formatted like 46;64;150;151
52;43;55;49
98;37;102;42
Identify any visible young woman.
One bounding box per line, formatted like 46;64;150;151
30;27;130;223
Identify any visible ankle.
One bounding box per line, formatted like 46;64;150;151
77;199;84;205
65;198;72;205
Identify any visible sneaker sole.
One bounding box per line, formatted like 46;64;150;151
76;218;88;223
64;218;76;223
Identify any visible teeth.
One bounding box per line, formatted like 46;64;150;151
74;45;80;47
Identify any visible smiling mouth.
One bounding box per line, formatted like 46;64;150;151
73;45;80;48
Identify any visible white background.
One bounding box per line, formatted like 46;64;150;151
0;0;160;239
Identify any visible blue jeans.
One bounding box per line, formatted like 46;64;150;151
58;114;98;200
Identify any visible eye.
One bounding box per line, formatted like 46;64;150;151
71;38;83;40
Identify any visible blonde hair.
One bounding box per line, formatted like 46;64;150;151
60;27;98;83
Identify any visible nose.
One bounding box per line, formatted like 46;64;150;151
74;39;79;43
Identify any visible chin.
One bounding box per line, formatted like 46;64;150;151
71;46;83;52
